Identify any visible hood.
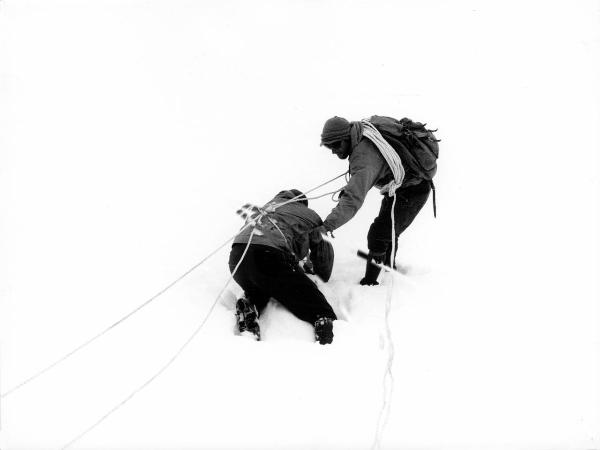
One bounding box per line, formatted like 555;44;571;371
273;189;308;207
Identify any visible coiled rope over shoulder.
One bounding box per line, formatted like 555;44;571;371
361;120;405;196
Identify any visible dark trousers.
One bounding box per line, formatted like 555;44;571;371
228;244;337;324
367;180;431;266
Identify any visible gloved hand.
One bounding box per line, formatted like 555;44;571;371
315;225;335;239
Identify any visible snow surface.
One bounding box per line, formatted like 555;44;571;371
1;0;599;449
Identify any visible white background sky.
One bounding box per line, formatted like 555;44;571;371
1;1;599;449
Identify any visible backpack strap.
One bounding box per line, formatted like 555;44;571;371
430;180;437;218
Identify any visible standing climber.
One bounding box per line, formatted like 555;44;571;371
319;115;438;286
229;189;337;344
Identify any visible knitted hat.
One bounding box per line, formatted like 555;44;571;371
320;116;351;145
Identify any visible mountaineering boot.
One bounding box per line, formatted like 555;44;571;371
314;317;334;345
235;298;260;340
359;251;385;286
359;262;381;286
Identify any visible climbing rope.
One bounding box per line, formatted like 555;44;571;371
306;188;345;202
271;172;347;209
61;228;258;449
1;171;348;399
59;174;346;445
372;193;398;450
0;224;253;399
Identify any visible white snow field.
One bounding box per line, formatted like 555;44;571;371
1;1;599;449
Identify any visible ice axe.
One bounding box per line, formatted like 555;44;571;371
356;250;399;273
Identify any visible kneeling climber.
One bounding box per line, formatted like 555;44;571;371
228;189;337;344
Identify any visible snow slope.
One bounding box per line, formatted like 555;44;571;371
1;1;599;449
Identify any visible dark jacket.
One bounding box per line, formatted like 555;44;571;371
233;190;334;281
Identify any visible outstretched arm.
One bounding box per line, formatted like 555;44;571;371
322;142;387;231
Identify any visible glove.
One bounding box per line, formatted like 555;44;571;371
316;225;335;239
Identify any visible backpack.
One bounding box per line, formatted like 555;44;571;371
368;115;440;216
368;115;440;181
